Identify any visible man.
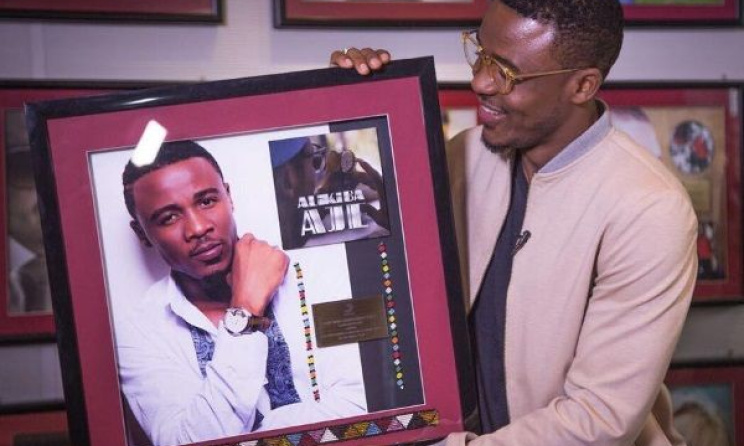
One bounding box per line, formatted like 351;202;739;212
117;140;366;446
331;0;697;445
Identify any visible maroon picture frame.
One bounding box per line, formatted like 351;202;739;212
274;0;489;28
0;410;68;446
600;83;743;302
0;0;223;24
622;0;741;27
0;81;180;341
438;83;479;141
274;0;740;28
25;58;474;446
666;365;744;446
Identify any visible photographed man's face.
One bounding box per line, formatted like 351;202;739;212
130;157;237;280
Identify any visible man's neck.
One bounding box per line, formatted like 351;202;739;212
521;101;600;182
173;271;231;327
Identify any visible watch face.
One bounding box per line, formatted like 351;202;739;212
340;149;355;173
224;308;250;334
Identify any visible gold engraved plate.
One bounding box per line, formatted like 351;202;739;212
312;295;389;348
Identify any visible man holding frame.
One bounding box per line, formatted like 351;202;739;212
331;0;698;445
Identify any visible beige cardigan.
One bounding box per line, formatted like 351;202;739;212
443;125;697;446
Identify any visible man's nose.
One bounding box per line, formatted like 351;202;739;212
471;67;499;96
184;211;212;239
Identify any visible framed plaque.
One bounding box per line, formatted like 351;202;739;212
0;0;223;24
26;58;475;446
599;83;743;302
621;0;741;27
274;0;488;28
0;410;68;446
0;81;179;341
666;364;744;446
438;83;479;141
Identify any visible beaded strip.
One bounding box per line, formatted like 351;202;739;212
378;242;404;390
231;409;439;446
294;262;320;401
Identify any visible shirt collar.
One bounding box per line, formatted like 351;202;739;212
166;274;220;335
539;100;611;174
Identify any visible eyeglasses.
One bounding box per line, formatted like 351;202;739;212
301;142;328;172
461;30;582;95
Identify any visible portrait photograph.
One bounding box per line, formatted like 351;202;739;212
89;117;423;446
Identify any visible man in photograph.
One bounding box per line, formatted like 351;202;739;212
116;140;366;446
5;110;52;315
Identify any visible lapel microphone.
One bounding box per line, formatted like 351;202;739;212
512;230;531;256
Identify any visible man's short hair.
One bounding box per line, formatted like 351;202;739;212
122;140;223;219
500;0;624;80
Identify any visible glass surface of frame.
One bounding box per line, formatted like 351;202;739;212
599;83;743;302
0;81;179;341
0;0;222;23
26;58;474;446
666;364;744;446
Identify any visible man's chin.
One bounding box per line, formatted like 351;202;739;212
481;133;512;156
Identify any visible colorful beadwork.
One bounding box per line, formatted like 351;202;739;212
378;242;404;390
231;409;439;446
294;262;320;401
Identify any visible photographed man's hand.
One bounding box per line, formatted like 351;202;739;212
329;47;391;75
229;233;289;316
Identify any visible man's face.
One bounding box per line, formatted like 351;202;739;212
130;157;237;281
473;0;574;154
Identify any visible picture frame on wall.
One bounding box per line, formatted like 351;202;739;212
621;0;742;27
665;364;744;446
0;410;68;446
0;0;223;24
25;58;475;446
274;0;740;28
437;83;479;141
274;0;488;28
0;339;64;414
0;80;180;341
599;83;743;303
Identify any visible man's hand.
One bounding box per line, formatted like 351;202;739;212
329;48;392;75
229;233;289;316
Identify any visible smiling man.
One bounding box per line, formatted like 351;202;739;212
116;140;366;446
331;0;697;445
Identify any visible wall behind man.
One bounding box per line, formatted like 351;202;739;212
0;0;743;401
0;1;743;82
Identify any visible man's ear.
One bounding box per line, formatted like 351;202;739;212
224;182;233;210
569;68;603;105
130;220;152;247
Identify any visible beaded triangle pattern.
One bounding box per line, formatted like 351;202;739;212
231;409;440;446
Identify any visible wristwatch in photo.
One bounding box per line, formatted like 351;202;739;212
223;307;270;336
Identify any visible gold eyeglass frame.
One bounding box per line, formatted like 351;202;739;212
461;30;582;95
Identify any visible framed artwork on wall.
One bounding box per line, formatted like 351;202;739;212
0;410;68;446
274;0;488;28
0;0;223;24
438;83;478;141
666;365;744;446
0;339;64;414
0;80;180;341
25;58;475;446
599;83;743;303
621;0;741;27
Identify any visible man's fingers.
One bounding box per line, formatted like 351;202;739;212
329;47;391;75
